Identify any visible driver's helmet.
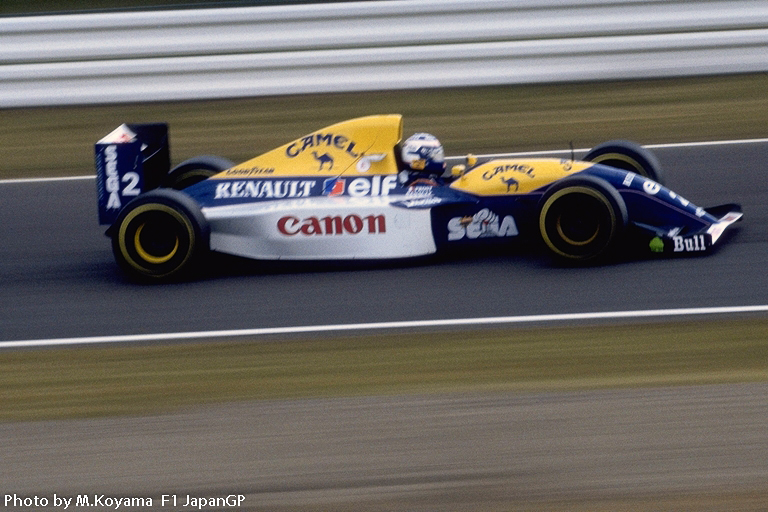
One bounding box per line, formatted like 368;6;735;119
401;133;445;175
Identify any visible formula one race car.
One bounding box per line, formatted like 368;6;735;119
95;114;742;280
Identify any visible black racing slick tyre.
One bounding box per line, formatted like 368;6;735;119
584;140;664;185
111;189;209;281
164;155;235;190
539;175;628;262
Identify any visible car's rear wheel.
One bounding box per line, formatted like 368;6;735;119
584;140;664;185
112;189;209;280
164;155;235;190
539;176;627;262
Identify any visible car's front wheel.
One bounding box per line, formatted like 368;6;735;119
539;176;627;262
584;140;664;185
111;189;209;280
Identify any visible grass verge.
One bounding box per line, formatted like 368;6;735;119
2;74;767;179
2;318;766;422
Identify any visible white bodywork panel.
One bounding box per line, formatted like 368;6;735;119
202;196;436;260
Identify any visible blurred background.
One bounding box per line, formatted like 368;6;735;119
1;1;768;511
2;0;768;178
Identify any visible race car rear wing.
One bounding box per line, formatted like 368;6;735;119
95;123;170;225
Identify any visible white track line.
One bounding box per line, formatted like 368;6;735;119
646;138;768;149
3;137;768;185
0;175;95;185
3;305;768;349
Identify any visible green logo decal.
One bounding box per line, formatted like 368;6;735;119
649;237;665;253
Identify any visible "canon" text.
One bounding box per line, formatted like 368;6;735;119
278;214;386;236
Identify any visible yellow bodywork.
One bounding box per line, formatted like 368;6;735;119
451;159;592;196
212;114;403;179
208;114;594;197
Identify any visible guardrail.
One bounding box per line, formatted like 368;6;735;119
2;0;767;107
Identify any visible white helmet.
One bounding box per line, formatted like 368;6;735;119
401;133;445;174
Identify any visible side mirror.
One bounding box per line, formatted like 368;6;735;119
451;164;466;179
451;154;478;180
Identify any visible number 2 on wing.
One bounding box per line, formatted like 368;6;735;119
122;172;140;196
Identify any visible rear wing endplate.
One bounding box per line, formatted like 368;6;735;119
95;123;170;225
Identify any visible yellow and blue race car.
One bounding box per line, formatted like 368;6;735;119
95;114;742;280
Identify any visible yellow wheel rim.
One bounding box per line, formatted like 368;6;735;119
117;203;195;276
555;214;599;246
593;153;644;176
539;185;616;259
134;223;180;264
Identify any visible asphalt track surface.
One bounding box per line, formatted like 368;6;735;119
2;384;767;511
1;141;767;343
2;141;768;510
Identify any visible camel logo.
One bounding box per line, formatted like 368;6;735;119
313;152;333;171
482;163;535;181
501;176;519;192
285;132;360;160
481;164;535;194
